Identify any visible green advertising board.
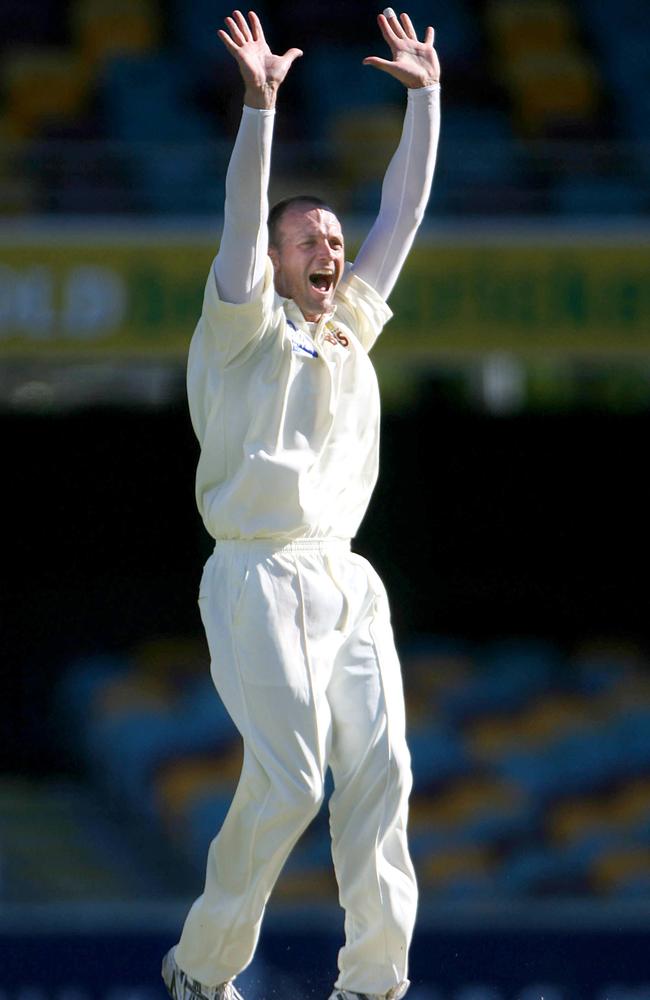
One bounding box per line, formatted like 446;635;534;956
1;227;649;359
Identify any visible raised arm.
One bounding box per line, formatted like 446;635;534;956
213;10;302;304
352;9;441;301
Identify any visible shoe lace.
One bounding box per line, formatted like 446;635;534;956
331;984;409;1000
173;971;244;1000
221;984;245;1000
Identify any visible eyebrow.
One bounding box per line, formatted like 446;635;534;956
300;227;343;237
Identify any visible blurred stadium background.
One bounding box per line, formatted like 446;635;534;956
2;0;650;997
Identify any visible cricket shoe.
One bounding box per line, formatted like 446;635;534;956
328;983;410;1000
162;947;245;1000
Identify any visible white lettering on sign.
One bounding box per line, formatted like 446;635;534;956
0;266;55;339
0;265;126;342
63;266;126;340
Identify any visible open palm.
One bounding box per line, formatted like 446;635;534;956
363;11;440;89
218;10;302;92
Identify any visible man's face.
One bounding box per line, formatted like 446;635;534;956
269;206;345;322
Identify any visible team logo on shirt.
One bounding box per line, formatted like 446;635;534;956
323;322;350;349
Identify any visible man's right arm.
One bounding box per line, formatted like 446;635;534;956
211;11;302;305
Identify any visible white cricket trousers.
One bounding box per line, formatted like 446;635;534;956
174;537;417;994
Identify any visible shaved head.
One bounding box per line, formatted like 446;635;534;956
268;195;337;248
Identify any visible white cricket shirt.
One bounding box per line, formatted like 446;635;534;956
187;257;392;541
186;82;440;542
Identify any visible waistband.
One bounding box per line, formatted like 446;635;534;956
213;537;351;555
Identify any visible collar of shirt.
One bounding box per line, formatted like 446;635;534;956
282;298;338;346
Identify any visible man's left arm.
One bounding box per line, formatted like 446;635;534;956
350;9;441;302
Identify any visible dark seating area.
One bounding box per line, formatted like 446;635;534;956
1;0;648;217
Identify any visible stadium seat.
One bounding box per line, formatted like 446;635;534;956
298;46;402;141
467;691;599;764
486;0;574;57
401;636;475;723
325;104;404;212
440;639;557;725
401;0;479;66
504;52;599;136
407;725;471;791
183;789;238;861
135;142;226;214
56;652;131;756
2;47;90;138
100;54;211;142
72;0;161;71
496;845;586;895
553;175;648;216
591;844;650;896
418;842;496;897
169;0;269;65
572;647;641;694
155;747;242;821
437;105;523;216
91;683;238;807
410;775;528;839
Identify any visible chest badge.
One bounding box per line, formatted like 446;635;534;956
323;322;350;349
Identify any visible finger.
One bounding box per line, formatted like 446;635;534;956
400;12;418;40
248;10;264;42
381;8;407;38
217;27;242;55
232;10;252;41
224;15;247;45
424;25;435;46
376;13;400;50
363;55;400;75
375;14;391;41
282;47;303;65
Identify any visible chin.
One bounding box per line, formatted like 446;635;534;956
302;300;329;320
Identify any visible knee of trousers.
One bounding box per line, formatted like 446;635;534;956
241;743;326;827
271;771;326;829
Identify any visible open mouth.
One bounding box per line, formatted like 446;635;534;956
309;271;334;294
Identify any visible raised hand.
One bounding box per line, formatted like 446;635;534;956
363;9;440;89
218;10;303;109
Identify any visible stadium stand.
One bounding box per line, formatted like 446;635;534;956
0;0;647;216
51;634;650;905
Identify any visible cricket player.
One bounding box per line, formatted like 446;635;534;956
163;8;440;1000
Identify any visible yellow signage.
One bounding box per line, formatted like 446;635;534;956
0;238;213;357
383;241;650;359
1;230;649;358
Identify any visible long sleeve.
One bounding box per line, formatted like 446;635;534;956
351;83;440;302
213;105;275;305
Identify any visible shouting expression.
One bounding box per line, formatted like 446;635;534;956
269;206;345;322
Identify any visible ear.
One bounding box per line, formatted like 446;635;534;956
268;246;280;275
